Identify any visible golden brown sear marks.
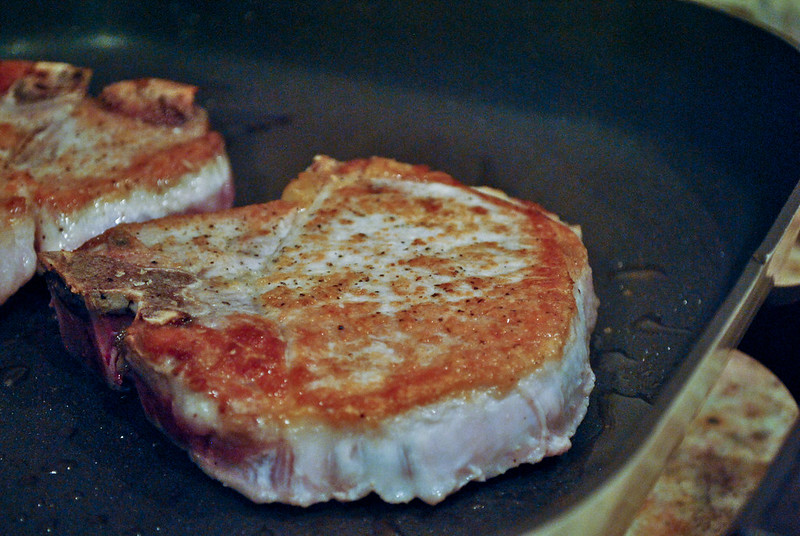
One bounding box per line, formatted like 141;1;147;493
49;156;588;429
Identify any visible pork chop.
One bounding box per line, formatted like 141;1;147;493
39;155;598;505
0;60;234;305
1;60;91;304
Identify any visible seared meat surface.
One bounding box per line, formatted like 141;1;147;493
0;60;233;304
40;156;597;505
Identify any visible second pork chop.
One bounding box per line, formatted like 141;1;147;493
0;61;234;304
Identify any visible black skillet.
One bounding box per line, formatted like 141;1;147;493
1;1;799;535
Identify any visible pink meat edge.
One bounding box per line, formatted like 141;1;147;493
181;174;235;215
44;175;235;386
47;290;132;388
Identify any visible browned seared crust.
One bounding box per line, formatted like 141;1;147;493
99;78;199;126
42;156;590;431
10;84;216;209
0;122;21;156
0;60;90;103
281;155;461;205
0;60;33;94
1;194;27;215
32;131;226;214
0;60;90;165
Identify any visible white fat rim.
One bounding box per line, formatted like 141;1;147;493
185;265;597;506
36;154;232;252
0;205;37;304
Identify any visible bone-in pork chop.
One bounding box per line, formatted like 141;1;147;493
0;60;233;304
40;155;598;505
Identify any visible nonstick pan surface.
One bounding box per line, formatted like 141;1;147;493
1;1;799;535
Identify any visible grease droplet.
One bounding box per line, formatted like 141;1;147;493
599;350;635;362
633;314;690;335
46;458;78;475
610;265;667;281
1;365;29;387
594;351;656;404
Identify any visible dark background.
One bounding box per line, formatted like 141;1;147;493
1;1;799;534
